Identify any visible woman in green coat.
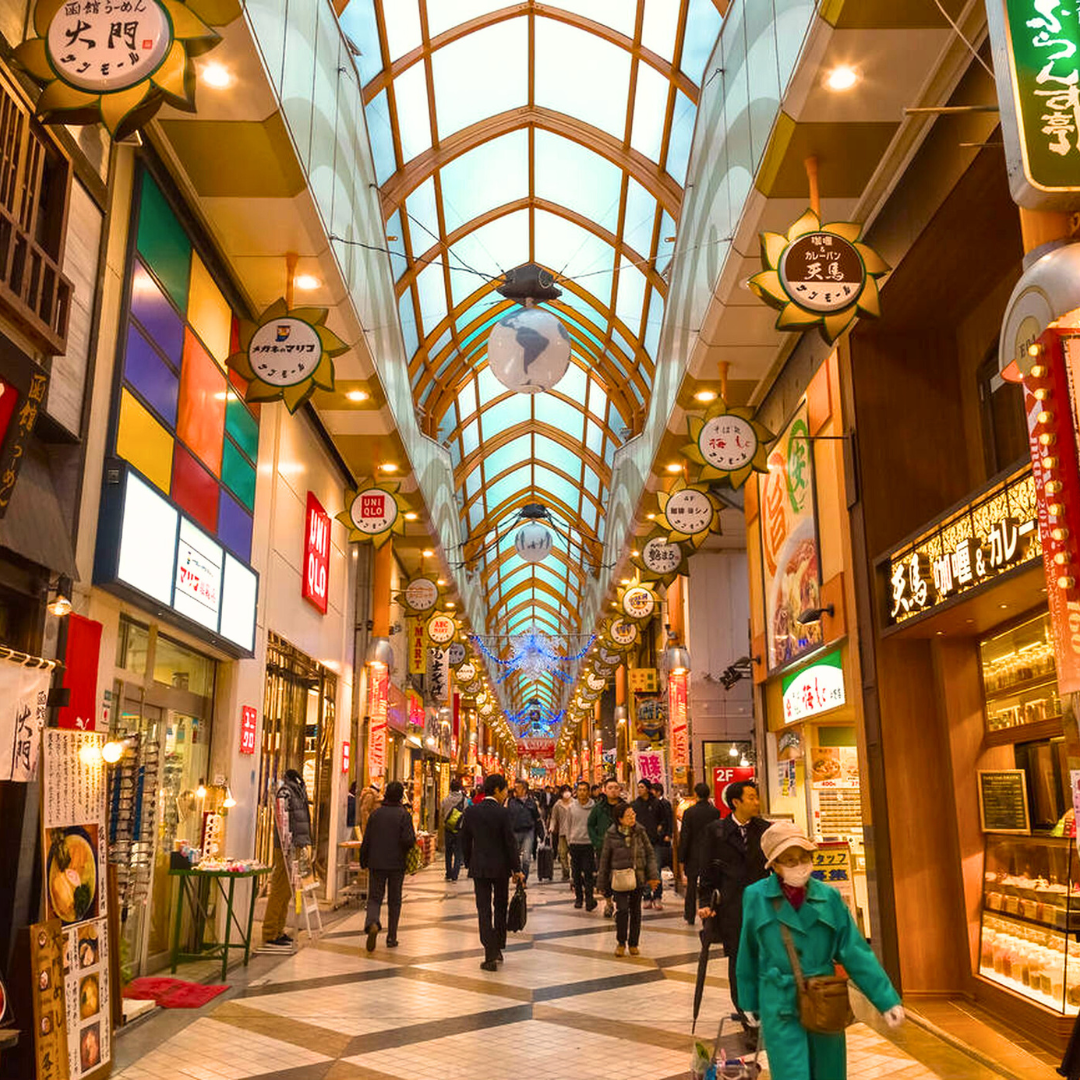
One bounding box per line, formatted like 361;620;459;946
736;822;904;1080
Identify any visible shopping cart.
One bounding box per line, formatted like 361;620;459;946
691;1015;762;1079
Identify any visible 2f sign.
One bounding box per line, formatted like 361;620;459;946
303;492;330;614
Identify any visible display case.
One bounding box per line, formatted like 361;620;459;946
979;834;1080;1013
979;611;1061;738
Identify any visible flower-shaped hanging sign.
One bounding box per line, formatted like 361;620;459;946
631;530;687;585
336;484;407;547
655;479;721;548
601;614;639;650
616;580;658;623
15;0;220;139
683;397;774;489
749;210;888;343
229;300;346;413
400;575;440;615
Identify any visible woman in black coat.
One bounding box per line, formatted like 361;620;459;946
359;780;415;952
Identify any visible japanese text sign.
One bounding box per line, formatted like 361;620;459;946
781;649;845;723
342;740;350;774
0;662;51;780
629;668;658;693
635;748;666;787
0;360;48;519
367;665;389;782
302;492;330;614
668;670;689;767
988;0;1080;208
713;766;756;818
239;706;258;755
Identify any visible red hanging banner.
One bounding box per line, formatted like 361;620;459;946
669;670;690;768
57;613;102;731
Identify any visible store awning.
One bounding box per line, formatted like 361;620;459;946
0;441;77;580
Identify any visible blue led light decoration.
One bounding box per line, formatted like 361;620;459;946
469;628;595;685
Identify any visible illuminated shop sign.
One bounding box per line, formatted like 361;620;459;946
302;492;330;614
781;649;845;723
886;467;1040;624
95;467;258;655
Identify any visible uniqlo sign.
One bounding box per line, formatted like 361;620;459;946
303;492;331;614
240;706;258;754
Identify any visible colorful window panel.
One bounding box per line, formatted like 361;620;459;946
116;168;260;562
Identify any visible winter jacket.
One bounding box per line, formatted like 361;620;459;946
737;874;900;1080
550;797;573;839
632;794;667;845
274;772;312;850
439;791;469;832
359;804;416;871
678;799;720;866
697;814;771;942
508;794;543;838
597;822;659;895
563;798;594;845
588;798;621;851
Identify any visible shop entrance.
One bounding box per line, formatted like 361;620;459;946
256;633;336;887
109;616;216;974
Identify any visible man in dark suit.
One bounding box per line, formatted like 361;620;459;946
696;780;771;1024
678;782;720;926
460;773;524;971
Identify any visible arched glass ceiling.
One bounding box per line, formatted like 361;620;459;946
339;0;723;713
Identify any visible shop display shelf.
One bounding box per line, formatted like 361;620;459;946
978;967;1078;1015
985;716;1065;747
984;905;1080;933
983;672;1058;703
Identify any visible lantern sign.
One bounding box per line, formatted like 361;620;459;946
447;642;467;667
683;398;774;488
655;480;721;547
228;300;346;413
402;575;439;614
586;672;607;693
749;211;888;344
604;616;639;649
457;660;477;684
337;484;407;547
14;0;221;139
987;0;1080;210
597;645;622;666
619;582;657;622
426;613;457;646
515;522;553;562
633;532;687;585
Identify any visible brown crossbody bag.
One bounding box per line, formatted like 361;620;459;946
773;899;854;1034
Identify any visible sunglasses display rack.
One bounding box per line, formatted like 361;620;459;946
107;733;160;917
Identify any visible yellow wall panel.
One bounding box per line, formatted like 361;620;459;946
187;253;232;369
117;388;174;493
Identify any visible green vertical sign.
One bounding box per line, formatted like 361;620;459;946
988;0;1080;208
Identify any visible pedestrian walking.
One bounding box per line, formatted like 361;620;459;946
460;773;524;971
588;777;623;917
566;781;598;910
359;780;415;952
679;782;720;925
597;802;659;957
697;779;770;1026
439;779;469;882
737;821;904;1079
632;780;668;909
653;782;675;900
261;768;312;948
508;778;544;880
549;785;573;880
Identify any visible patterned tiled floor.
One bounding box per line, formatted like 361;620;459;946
112;864;1031;1079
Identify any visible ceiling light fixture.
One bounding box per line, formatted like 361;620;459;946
201;61;232;88
380;462;399;473
294;273;320;290
665;462;682;474
422;548;434;558
694;389;718;403
825;65;858;91
346;389;368;402
404;511;419;521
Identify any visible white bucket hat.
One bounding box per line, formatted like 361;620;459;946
760;820;817;868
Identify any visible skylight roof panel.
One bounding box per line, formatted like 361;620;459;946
481;394;531;440
643;288;664;359
364;91;397;185
681;0;723;84
448;210;530;305
485;465;530;516
534;465;580;514
666;92;696;184
552;361;588;403
398;289;419;358
339;0;382;85
405;177;440;248
534;18;631;139
556;0;636;36
534;433;582;479
642;0;680;62
586;419;603;457
382;0;421;61
440;132;529;229
483;434;531;481
535;394;584;439
587;377;608;420
622;178;657;258
426;0;510;37
462;418;480;457
614;258;647;337
393;62;432;162
415;261;448;338
533;132;623;230
534;211;614;281
630;60;670;165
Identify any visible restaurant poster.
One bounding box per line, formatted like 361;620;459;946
759;400;823;670
634;749;666;790
30;919;67;1080
40;729;111;1080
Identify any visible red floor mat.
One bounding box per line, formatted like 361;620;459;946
123;977;228;1009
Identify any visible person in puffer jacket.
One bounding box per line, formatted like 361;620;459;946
262;769;313;947
597;802;659;957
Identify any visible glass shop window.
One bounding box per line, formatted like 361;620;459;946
977;348;1028;477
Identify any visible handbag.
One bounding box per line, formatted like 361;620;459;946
507;881;528;932
611;867;638;892
775;903;854;1034
405;842;424;875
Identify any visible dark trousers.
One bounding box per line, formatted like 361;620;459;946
444;830;462;880
569;843;596;903
723;931;744;1014
473;876;509;962
614;887;643;946
683;860;700;922
648;843;671;899
366;869;405;940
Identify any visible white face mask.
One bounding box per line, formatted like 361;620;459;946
778;863;813;889
562;792;572;801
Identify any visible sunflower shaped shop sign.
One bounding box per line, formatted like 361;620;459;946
749;210;889;343
15;0;220;139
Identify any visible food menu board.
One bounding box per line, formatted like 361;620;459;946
979;769;1031;834
30;920;67;1080
40;729;111;1079
810;745;859;789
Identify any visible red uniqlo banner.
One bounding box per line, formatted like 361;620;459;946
669;670;689;767
57;613;102;730
1025;332;1080;694
714;766;756;818
367;665;389;782
302;492;330;614
239;705;258;754
342;741;350;773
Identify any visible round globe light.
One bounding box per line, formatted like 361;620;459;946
515;522;553;563
487;304;571;394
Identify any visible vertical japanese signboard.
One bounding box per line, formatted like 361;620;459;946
239;705;258;754
0;661;51;780
0;362;48;518
30;919;67;1080
40;729;111;1080
367;664;389;783
668;670;689;769
988;0;1080;209
812;841;857;916
759;401;822;669
302;492;330;614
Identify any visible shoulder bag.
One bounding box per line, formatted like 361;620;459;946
773;899;854;1034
